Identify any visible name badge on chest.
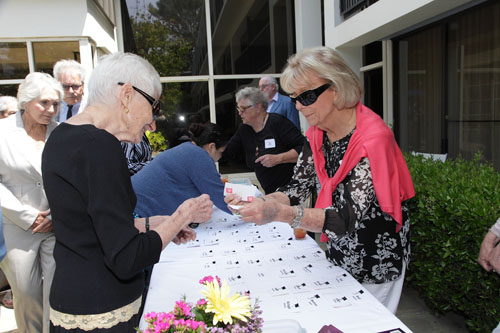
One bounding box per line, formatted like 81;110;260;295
264;138;276;149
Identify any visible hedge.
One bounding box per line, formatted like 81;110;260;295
404;153;500;332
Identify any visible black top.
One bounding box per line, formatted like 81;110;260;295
223;113;304;194
42;123;163;314
278;132;410;284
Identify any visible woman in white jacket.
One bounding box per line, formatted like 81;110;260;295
0;72;62;333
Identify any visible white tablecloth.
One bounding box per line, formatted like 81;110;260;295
140;208;412;333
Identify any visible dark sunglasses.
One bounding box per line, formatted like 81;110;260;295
117;82;162;120
290;83;331;106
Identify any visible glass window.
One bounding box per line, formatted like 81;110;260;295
125;0;207;76
210;0;295;75
215;78;257;174
0;42;29;80
0;84;20;98
32;41;80;75
446;2;500;167
395;1;500;169
395;25;444;154
155;81;209;149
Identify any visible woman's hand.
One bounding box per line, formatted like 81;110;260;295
255;154;280;167
487;244;500;275
238;199;280;225
478;231;498;271
30;209;53;234
224;194;246;214
179;194;213;224
172;227;196;244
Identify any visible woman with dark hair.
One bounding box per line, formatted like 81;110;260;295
132;122;232;217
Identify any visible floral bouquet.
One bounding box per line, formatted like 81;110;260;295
140;275;263;332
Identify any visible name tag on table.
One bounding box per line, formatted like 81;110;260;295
265;138;276;148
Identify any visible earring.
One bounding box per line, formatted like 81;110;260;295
124;107;129;114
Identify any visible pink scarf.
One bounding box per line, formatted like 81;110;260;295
305;103;415;242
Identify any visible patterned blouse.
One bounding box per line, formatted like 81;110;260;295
278;129;410;284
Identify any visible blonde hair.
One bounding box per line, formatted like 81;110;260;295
280;46;363;109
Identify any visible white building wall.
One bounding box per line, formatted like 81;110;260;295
0;0;118;56
325;0;478;50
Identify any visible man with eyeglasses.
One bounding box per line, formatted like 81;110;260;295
259;75;301;130
53;59;85;122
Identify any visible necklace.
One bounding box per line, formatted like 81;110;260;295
260;114;268;131
255;114;269;157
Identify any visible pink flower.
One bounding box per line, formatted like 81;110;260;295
196;299;207;306
199;276;214;285
174;300;192;317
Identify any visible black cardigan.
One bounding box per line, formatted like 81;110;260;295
42;123;162;314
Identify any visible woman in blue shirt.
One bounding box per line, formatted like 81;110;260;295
132;123;231;217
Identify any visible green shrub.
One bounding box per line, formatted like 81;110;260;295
146;130;167;153
405;153;500;332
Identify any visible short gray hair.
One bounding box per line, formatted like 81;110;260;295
261;75;278;90
17;72;63;111
86;52;161;107
53;59;86;82
0;96;18;114
235;87;268;110
281;46;363;109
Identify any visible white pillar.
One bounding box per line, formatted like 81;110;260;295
294;0;322;51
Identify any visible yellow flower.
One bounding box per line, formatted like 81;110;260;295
200;279;251;325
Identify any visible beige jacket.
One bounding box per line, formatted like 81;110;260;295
0;112;58;231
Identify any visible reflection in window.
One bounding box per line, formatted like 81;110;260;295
125;0;207;76
215;78;257;174
155;81;209;149
210;0;295;75
0;84;20;98
32;41;80;75
0;42;29;80
395;0;500;169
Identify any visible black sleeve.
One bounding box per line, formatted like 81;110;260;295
275;116;304;154
86;137;162;279
222;127;244;160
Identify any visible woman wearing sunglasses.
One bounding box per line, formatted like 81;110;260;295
225;46;415;314
41;52;213;332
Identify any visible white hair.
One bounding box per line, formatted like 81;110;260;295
0;96;18;114
235;87;268;110
17;72;63;111
86;52;161;107
53;59;86;82
261;75;278;90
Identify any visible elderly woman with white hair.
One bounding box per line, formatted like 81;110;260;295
0;72;62;332
41;52;213;332
226;46;415;313
0;95;19;118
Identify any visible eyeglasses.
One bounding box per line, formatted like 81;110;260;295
290;83;331;106
118;82;162;120
236;104;254;113
62;84;82;91
258;83;271;90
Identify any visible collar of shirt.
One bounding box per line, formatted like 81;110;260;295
59;101;82;122
266;92;279;113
